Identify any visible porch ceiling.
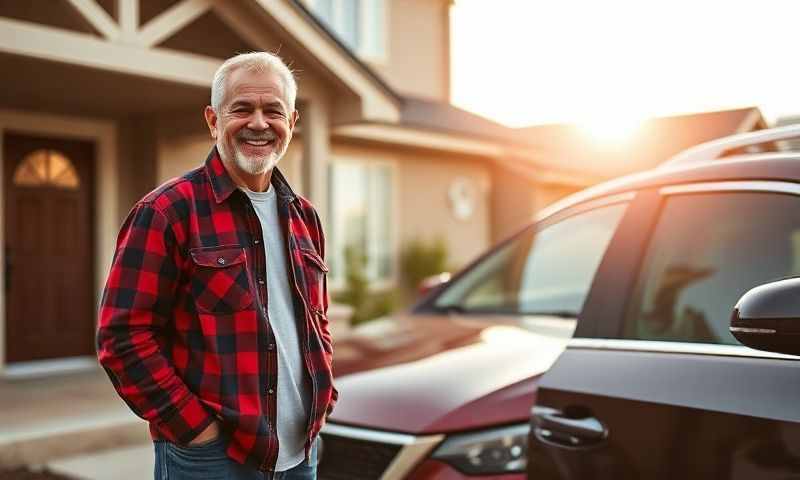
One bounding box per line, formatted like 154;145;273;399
0;52;208;119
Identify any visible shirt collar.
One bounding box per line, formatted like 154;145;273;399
204;146;298;205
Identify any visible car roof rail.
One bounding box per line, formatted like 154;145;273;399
658;124;800;170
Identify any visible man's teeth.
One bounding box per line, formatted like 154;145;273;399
245;140;270;146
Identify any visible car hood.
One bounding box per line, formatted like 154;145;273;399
328;312;574;434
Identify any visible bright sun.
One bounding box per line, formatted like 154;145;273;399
578;114;645;144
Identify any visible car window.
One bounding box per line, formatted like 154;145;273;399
434;202;628;316
624;192;800;345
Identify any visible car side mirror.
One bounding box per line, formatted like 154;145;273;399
417;273;451;297
730;278;800;356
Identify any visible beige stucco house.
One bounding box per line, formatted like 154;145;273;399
0;0;765;374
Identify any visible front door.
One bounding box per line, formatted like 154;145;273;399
4;132;95;363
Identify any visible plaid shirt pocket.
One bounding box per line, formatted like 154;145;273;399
299;248;328;312
189;246;254;314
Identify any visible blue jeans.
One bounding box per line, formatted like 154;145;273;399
154;436;318;480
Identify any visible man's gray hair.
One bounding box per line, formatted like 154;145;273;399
210;52;297;112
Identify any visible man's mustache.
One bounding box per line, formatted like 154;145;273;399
237;129;277;142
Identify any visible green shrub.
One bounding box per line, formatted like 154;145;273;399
334;246;397;325
400;237;449;294
334;238;449;324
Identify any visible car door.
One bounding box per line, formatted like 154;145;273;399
528;181;800;480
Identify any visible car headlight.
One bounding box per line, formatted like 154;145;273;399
430;423;529;475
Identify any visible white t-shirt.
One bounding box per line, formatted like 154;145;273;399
242;185;311;471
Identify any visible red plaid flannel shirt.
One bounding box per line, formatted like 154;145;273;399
97;148;337;471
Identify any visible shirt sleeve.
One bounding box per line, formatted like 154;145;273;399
96;202;215;444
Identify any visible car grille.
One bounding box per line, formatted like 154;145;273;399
318;431;402;480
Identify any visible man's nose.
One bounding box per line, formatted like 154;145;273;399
247;110;269;130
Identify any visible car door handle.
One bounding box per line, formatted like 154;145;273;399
532;406;608;448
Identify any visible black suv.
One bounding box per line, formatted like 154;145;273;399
526;126;800;479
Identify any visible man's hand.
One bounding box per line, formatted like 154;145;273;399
188;421;220;446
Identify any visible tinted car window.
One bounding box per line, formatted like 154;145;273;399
434;203;627;315
625;192;800;344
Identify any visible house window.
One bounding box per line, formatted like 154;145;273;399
328;161;394;287
13;149;80;190
308;0;386;60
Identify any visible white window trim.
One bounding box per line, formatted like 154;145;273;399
304;0;388;63
328;157;398;292
359;0;388;64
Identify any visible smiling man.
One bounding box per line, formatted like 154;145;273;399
97;52;336;480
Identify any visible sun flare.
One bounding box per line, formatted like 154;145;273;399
578;114;644;144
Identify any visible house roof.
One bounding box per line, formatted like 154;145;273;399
512;107;767;178
399;96;520;143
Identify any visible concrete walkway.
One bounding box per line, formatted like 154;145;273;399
0;366;151;470
47;444;153;480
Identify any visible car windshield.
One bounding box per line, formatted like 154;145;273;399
433;203;627;316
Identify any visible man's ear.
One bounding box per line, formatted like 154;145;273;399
204;106;218;139
290;110;300;131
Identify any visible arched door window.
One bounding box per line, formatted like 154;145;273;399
13;149;80;190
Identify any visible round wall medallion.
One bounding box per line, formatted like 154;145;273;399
448;177;477;221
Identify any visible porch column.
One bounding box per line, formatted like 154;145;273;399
299;100;331;229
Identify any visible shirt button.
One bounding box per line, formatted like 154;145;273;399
254;239;261;245
268;388;275;395
267;343;275;351
217;257;226;265
258;278;265;285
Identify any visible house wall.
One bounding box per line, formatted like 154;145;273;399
367;0;450;102
154;112;216;184
533;184;581;214
490;164;583;243
489;164;536;243
331;142;491;273
397;151;490;270
117;116;159;219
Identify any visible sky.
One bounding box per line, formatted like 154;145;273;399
450;0;800;130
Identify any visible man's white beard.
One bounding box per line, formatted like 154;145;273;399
233;147;277;175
